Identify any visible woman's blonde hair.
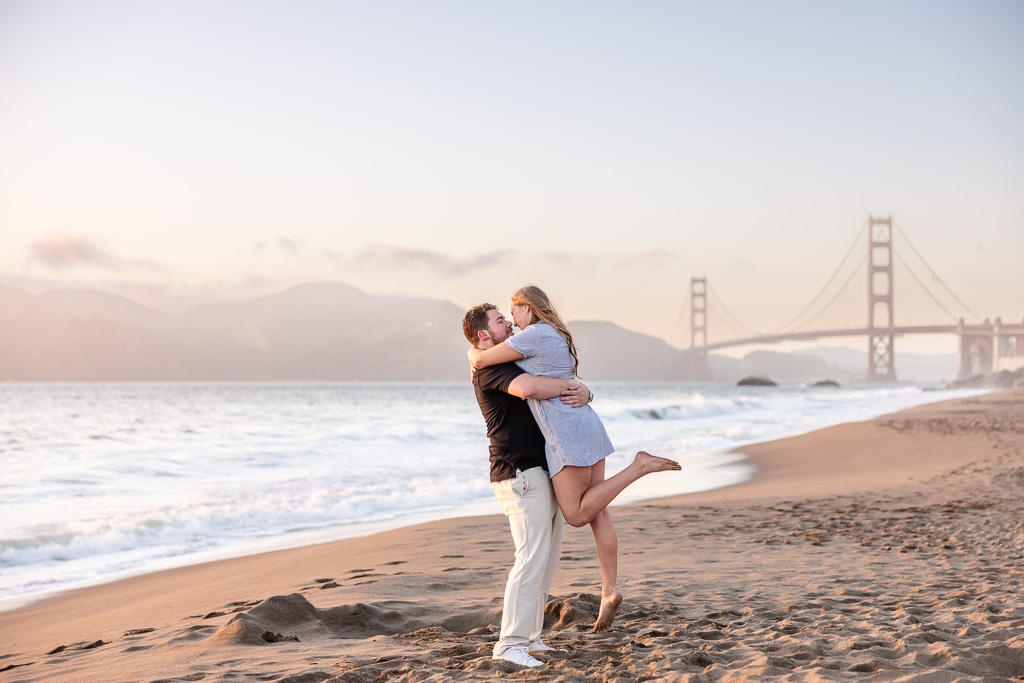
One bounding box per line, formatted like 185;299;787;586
511;285;581;378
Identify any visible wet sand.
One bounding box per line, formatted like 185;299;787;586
2;391;1023;682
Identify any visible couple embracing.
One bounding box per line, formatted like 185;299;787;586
462;285;680;668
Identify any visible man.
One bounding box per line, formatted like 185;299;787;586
462;303;588;668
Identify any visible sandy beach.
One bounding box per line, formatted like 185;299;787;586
2;391;1023;682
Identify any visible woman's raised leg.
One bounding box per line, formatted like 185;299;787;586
550;452;680;528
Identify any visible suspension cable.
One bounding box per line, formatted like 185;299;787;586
771;218;869;333
707;283;763;337
795;252;868;330
894;221;981;322
711;314;760;339
669;282;691;347
895;252;962;323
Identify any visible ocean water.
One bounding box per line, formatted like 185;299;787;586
0;381;985;610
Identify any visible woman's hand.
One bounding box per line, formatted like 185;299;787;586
560;381;591;408
467;346;485;369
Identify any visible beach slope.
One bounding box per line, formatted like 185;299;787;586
2;392;1023;681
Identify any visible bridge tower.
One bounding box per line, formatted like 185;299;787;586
867;216;896;381
956;317;1024;379
956;318;994;378
689;277;711;380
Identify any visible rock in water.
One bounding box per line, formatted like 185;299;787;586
737;376;777;387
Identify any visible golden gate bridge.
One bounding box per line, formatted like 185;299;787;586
679;216;1024;381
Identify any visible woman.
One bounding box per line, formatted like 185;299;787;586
468;285;681;631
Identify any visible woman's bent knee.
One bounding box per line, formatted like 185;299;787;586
564;511;594;528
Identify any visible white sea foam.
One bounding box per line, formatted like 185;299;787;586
0;381;985;609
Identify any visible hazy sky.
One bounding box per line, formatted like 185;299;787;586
2;0;1022;356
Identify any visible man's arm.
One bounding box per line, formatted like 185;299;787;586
507;375;590;407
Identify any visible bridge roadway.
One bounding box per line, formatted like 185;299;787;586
697;322;1024;352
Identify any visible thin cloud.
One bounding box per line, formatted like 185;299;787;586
326;244;519;276
28;232;165;273
277;237;299;255
540;249;681;269
254;237;300;256
29;232;117;270
324;244;681;276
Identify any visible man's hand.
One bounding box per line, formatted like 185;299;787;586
560;381;590;408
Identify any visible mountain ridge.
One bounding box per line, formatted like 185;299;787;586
0;283;955;381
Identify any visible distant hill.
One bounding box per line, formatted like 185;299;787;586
0;283;704;381
569;321;691;380
0;283;469;380
0;283;956;382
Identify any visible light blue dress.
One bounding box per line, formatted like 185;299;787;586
504;322;614;477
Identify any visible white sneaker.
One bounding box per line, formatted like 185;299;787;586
528;639;564;652
492;646;544;668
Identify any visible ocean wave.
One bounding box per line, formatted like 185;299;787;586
606;394;762;421
606;385;937;424
0;473;491;570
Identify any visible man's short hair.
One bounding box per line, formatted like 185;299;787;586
463;303;497;346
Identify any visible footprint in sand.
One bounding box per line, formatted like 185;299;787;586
230;601;261;611
47;640;107;655
0;662;35;674
168;625;218;644
123;628;155;636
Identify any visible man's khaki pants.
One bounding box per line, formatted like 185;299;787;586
491;466;564;656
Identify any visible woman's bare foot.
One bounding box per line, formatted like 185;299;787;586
634;451;682;474
593;589;623;632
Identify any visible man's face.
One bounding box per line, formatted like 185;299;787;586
483;308;514;346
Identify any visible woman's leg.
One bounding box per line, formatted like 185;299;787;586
550;451;680;528
587;461;623;632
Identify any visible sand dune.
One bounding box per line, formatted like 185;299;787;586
2;392;1023;682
